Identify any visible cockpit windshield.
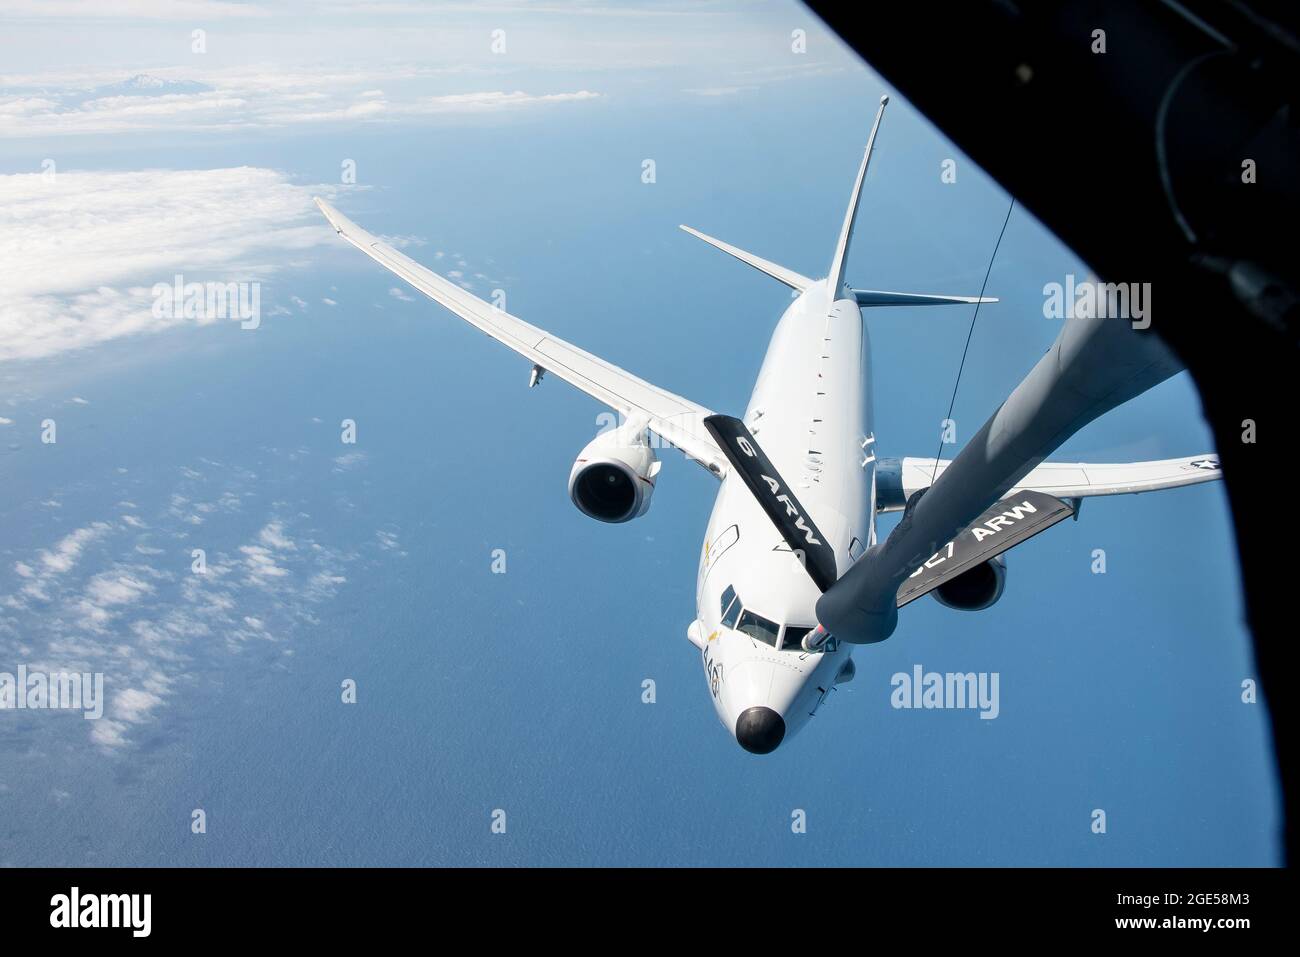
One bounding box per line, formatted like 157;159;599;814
735;609;781;647
782;626;812;652
719;585;831;652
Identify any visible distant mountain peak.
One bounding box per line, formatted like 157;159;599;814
123;73;168;89
88;74;213;99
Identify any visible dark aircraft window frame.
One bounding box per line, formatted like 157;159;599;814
736;608;780;647
782;626;812;652
721;586;742;629
720;584;737;618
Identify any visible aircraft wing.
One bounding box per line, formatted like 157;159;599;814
877;454;1222;511
316;198;728;477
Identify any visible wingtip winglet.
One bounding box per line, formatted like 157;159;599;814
314;197;347;235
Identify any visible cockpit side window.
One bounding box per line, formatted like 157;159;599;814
720;585;743;629
736;609;780;647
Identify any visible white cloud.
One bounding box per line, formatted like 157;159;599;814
332;451;366;472
0;1;271;19
0;416;11;425
0;167;331;362
90;720;128;748
308;571;347;600
0;64;602;137
84;571;152;607
112;687;164;724
76;568;156;629
257;521;296;551
0;466;361;752
388;287;414;302
239;544;289;584
36;523;108;576
683;85;756;97
250;89;602;127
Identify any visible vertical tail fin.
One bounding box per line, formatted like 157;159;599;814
827;94;889;294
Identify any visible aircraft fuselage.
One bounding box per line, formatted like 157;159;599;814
693;280;874;753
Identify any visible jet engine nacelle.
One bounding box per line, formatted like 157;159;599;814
568;423;660;523
931;555;1006;611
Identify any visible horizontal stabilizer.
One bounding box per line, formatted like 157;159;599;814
852;289;998;307
680;225;811;292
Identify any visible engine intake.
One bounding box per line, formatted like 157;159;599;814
931;555;1006;611
568;424;659;523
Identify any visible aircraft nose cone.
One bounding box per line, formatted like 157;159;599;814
735;706;785;754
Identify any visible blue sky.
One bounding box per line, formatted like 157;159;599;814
0;0;1279;865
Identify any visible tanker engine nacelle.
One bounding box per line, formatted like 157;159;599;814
568;421;660;523
931;554;1006;611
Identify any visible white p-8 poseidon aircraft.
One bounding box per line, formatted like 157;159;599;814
317;96;1221;754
